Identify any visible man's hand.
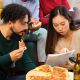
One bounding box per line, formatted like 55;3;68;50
9;48;25;62
9;40;27;62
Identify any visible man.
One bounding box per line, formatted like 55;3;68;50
3;0;47;64
0;4;36;80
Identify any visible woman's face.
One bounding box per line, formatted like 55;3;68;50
52;14;70;36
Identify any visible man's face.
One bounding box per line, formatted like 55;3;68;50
11;15;29;37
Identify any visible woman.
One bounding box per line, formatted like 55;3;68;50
46;5;80;70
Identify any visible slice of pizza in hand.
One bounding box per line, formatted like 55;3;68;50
19;39;27;51
28;18;42;31
32;21;42;28
31;18;42;27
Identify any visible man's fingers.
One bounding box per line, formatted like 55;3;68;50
19;47;27;51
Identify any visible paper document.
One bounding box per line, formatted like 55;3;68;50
46;50;74;66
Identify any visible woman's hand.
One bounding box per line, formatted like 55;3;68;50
60;48;69;54
59;60;75;70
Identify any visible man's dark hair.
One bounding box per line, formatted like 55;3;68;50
1;3;31;23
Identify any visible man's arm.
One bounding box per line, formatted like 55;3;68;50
0;54;12;70
20;50;36;73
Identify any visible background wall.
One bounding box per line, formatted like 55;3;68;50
0;0;3;19
0;0;3;8
68;0;80;9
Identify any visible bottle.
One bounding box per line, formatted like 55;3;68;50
74;53;80;80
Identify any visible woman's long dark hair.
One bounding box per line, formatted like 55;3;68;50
46;5;76;55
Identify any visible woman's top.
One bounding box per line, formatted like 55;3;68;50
54;29;80;57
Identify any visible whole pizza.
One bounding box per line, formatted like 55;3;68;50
26;65;70;80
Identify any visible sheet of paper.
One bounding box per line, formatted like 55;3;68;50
46;50;74;66
69;72;73;80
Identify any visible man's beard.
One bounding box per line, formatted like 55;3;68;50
19;30;28;40
10;28;28;40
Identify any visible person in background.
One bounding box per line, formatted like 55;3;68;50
39;0;70;29
68;0;80;9
68;0;80;25
0;4;36;80
4;0;47;65
46;5;80;70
